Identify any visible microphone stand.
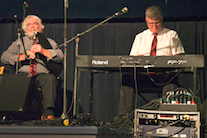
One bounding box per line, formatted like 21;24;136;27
21;1;29;58
13;2;29;74
60;0;69;120
58;7;127;116
23;2;27;21
58;11;124;48
16;29;21;74
14;15;23;74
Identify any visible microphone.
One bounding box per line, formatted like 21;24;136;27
13;15;22;33
115;7;128;16
23;1;29;8
14;15;18;23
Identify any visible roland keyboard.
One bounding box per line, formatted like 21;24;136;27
75;54;205;68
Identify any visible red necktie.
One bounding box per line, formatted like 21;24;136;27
30;39;37;76
150;33;157;56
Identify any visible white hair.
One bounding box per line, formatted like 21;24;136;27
21;15;44;32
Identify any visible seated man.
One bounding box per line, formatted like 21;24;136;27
1;15;64;120
117;6;185;119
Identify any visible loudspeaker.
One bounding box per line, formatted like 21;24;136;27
0;74;32;112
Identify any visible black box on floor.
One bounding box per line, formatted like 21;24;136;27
134;109;200;138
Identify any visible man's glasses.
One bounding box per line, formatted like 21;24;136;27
147;22;161;26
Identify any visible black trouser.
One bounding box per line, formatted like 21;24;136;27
33;73;57;110
118;70;178;116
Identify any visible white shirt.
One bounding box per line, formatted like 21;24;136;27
130;28;185;56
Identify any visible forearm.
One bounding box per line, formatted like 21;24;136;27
41;49;52;59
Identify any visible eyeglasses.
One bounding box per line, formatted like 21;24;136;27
147;22;161;26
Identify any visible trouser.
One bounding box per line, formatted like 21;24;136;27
118;71;178;116
33;73;57;110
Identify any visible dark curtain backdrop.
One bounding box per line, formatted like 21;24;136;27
1;0;207;19
0;21;207;122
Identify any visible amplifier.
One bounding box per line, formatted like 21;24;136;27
134;109;200;138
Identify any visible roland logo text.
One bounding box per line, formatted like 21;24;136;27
92;60;109;65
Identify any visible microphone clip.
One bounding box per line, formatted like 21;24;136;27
23;1;29;9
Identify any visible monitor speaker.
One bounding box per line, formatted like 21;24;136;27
0;74;32;112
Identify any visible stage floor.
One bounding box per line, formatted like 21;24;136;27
0;125;133;138
0;125;122;138
0;116;134;138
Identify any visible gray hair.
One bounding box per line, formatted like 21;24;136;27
21;15;44;32
145;6;163;20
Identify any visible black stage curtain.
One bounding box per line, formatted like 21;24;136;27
0;21;207;122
